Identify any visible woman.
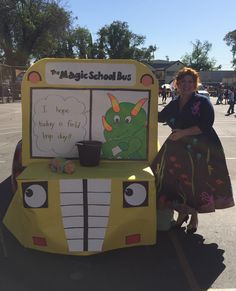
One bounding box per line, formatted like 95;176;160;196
151;67;234;234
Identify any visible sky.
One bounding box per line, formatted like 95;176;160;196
64;0;236;70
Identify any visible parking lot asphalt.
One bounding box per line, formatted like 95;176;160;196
0;98;235;291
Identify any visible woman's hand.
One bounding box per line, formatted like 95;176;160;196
168;129;184;141
168;126;202;141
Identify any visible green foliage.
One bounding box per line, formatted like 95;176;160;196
224;30;236;70
72;27;94;58
0;3;156;65
95;21;156;61
181;40;221;71
0;0;72;66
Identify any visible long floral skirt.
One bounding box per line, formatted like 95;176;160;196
151;135;234;213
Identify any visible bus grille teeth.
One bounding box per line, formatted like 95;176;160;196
59;179;111;252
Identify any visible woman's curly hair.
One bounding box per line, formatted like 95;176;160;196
174;67;200;90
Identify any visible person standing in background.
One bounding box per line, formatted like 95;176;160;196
225;88;235;115
224;89;229;104
161;86;167;104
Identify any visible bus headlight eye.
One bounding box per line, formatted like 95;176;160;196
123;182;148;207
22;182;48;208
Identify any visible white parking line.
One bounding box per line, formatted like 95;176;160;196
169;231;200;291
215;121;236;124
0;131;22;135
0;126;21;131
219;136;236;138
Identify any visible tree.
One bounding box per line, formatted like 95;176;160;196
95;21;156;61
181;40;221;71
33;26;95;60
224;30;236;70
0;3;156;65
72;27;94;58
95;27;109;59
0;0;71;66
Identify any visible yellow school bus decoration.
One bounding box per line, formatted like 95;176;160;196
4;58;158;255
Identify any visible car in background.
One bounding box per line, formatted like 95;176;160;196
10;71;25;100
197;84;210;99
0;83;13;102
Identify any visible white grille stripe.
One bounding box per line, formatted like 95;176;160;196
67;240;83;252
88;205;110;216
60;193;83;205
65;228;84;239
88;192;111;205
63;217;84;228
61;205;83;216
88;228;106;239
88;179;111;191
88;240;103;251
88;217;109;227
60;179;83;192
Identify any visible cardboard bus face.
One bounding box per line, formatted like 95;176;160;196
4;58;158;255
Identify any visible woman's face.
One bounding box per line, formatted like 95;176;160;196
177;74;196;97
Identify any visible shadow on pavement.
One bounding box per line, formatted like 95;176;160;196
170;228;225;291
0;177;225;291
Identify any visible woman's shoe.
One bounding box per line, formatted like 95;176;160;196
172;214;189;229
186;224;197;234
186;214;198;234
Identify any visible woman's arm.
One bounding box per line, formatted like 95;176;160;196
168;126;202;141
158;109;168;123
158;100;176;123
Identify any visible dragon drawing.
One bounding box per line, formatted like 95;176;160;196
101;93;148;159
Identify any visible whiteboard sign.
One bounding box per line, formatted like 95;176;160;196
31;89;90;157
45;62;136;86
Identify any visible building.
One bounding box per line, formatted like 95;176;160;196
222;76;236;87
199;71;236;95
199;71;236;84
145;60;185;86
146;60;236;90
